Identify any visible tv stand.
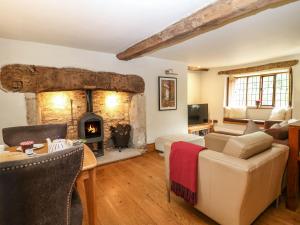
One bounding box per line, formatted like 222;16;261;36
188;123;213;136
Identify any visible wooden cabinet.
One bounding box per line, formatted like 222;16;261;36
287;122;300;211
188;123;213;136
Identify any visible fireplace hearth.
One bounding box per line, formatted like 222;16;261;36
78;90;104;156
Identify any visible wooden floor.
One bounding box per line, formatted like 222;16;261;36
95;151;300;225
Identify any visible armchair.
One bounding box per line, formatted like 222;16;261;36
164;132;288;225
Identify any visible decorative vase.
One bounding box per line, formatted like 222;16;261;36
255;100;261;109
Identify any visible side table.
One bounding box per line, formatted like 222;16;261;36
286;122;300;210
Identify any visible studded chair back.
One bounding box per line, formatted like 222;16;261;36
0;146;83;225
2;123;67;147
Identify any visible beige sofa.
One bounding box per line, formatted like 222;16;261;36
164;132;288;225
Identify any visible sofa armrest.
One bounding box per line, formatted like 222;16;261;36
264;120;283;129
204;133;233;152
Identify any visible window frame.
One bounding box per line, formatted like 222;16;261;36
226;70;292;108
260;74;275;107
246;75;261;107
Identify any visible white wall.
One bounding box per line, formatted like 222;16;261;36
188;54;300;123
187;71;203;104
0;38;188;144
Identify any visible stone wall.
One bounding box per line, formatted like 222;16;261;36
36;90;142;148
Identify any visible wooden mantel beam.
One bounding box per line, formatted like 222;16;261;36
116;0;295;60
0;64;145;93
218;60;299;75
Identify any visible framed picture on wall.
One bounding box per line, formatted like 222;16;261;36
158;76;177;111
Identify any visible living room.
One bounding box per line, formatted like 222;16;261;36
1;1;300;225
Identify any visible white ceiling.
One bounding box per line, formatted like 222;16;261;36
0;0;214;54
151;1;300;67
0;0;299;68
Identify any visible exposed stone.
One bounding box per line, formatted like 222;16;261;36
129;94;146;149
33;90;146;149
24;93;38;125
12;64;147;150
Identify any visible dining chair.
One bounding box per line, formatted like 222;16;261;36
0;145;84;225
2;123;67;146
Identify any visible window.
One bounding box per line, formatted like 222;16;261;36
247;76;260;107
276;73;290;108
261;76;274;106
231;77;247;106
228;71;291;108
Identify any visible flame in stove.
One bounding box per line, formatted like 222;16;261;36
88;124;96;133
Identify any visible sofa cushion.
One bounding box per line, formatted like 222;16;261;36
285;108;293;120
229;107;247;119
205;133;232;152
244;120;261;134
223;132;273;159
265;126;289;140
288;118;299;124
224;107;231;118
269;120;288;129
269;108;287;120
270;123;281;129
279;120;288;127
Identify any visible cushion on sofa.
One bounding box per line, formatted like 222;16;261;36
224;107;231;118
285;108;293;120
229;107;247;119
279;120;288;127
270;123;281;129
288;118;299;124
269;108;287;120
244;120;261;134
265;126;289;140
269;119;292;129
205;133;232;152
223;132;273;159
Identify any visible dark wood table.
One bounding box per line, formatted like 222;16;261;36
1;144;97;225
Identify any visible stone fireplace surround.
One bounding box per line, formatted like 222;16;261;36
0;64;147;153
34;90;146;149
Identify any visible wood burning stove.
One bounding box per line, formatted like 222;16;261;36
78;90;104;156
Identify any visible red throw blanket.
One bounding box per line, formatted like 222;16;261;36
169;141;206;205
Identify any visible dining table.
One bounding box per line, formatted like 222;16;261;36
0;143;97;225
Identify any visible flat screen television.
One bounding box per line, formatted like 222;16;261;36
188;104;208;125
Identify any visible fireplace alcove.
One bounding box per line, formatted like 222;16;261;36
0;64;147;157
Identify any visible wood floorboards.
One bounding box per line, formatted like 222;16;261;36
95;152;300;225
